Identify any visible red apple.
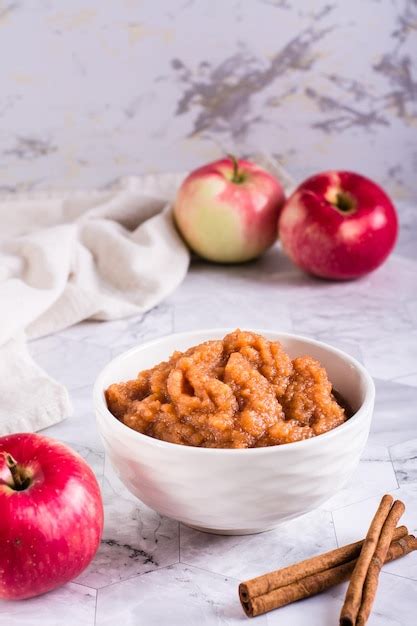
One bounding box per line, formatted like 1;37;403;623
279;171;398;280
174;156;285;263
0;433;103;600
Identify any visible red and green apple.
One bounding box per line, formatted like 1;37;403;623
174;156;285;263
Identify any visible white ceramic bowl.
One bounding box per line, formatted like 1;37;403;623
94;329;375;535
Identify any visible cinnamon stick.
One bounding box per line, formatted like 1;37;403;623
355;500;406;626
240;534;416;618
239;525;407;605
339;494;396;626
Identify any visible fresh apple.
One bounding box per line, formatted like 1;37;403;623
279;171;398;280
0;433;103;600
174;156;285;263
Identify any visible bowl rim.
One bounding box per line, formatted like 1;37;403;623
94;328;375;455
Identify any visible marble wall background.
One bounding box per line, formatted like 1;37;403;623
0;0;416;199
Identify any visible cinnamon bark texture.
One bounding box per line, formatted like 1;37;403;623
239;528;415;618
355;500;406;626
340;496;405;626
240;525;407;603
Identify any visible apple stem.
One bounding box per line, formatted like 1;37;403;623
227;154;245;184
334;191;357;214
2;452;29;490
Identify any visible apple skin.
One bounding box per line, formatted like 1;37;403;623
174;157;285;263
279;171;398;280
0;433;103;600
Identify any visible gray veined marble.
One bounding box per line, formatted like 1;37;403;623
76;467;180;589
2;244;416;625
363;330;417;381
180;508;337;580
1;0;417;623
0;247;417;626
29;335;112;392
390;439;417;486
319;443;398;512
43;385;104;451
369;379;417;447
0;583;96;626
95;564;253;626
56;303;174;358
0;0;416;199
394;372;417;387
291;290;414;345
69;442;105;480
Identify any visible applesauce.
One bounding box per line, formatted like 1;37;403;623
105;330;349;449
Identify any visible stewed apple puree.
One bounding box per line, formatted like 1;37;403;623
105;330;348;449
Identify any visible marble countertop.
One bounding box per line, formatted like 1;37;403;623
2;233;417;626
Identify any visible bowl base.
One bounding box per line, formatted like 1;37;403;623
183;523;278;536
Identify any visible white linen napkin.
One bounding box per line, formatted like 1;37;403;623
0;174;190;434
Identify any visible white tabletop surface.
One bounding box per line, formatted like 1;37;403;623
2;228;417;626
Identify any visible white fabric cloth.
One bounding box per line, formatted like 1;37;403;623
0;174;190;434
